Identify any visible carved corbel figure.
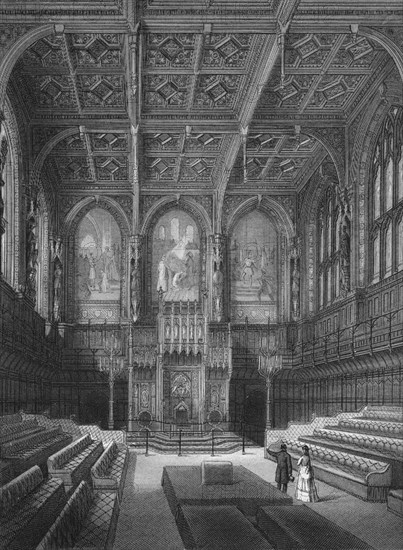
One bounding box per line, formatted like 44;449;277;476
289;236;302;321
212;234;224;322
25;202;38;302
130;235;142;323
340;223;351;295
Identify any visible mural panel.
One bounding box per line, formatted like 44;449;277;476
75;208;121;321
230;211;278;323
153;210;200;302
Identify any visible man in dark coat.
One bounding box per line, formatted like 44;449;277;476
267;442;294;493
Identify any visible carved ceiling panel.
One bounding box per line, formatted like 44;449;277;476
77;75;125;108
67;33;124;68
247;134;283;153
21;35;66;68
193;74;242;110
143;75;191;109
90;132;128;152
229;133;322;189
257;33;386;117
145;157;178;181
179;157;216;182
52;156;92;181
53;135;86;152
94;156;128;180
202;34;252;69
30;75;77;110
145;33;196;69
186;133;224;152
143;133;182;152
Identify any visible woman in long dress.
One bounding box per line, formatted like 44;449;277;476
295;445;319;502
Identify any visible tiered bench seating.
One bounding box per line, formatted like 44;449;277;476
48;434;103;493
176;504;274;550
301;427;403;486
268;406;402;502
256;505;374;550
1;426;72;476
162;462;292;517
281;437;391;502
36;480;119;550
91;441;129;501
0;465;66;550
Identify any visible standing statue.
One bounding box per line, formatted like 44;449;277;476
25;210;38;301
130;261;141;322
0;136;8;269
212;236;224;322
340;224;351;294
53;262;62;321
130;236;142;323
291;262;300;321
0;136;8;222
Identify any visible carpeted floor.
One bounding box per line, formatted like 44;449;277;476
113;447;403;550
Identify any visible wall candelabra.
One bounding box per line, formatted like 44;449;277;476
258;319;283;430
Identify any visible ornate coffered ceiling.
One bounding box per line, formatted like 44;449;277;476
3;0;401;213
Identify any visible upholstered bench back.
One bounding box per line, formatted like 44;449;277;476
92;441;119;478
35;481;93;550
49;434;92;469
0;465;42;516
201;461;234;485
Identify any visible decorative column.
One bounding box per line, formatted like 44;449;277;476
130;235;142;323
0;120;8;273
127;325;134;431
212;234;225;322
50;237;63;322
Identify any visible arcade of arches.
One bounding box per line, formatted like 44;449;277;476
0;0;402;442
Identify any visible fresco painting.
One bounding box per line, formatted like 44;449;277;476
75;208;121;303
230;211;277;322
153;210;200;302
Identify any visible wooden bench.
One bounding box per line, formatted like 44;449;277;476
91;441;129;501
0;465;66;550
1;426;72;476
256;505;374;550
36;480;119;550
278;438;392;502
48;434;103;492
